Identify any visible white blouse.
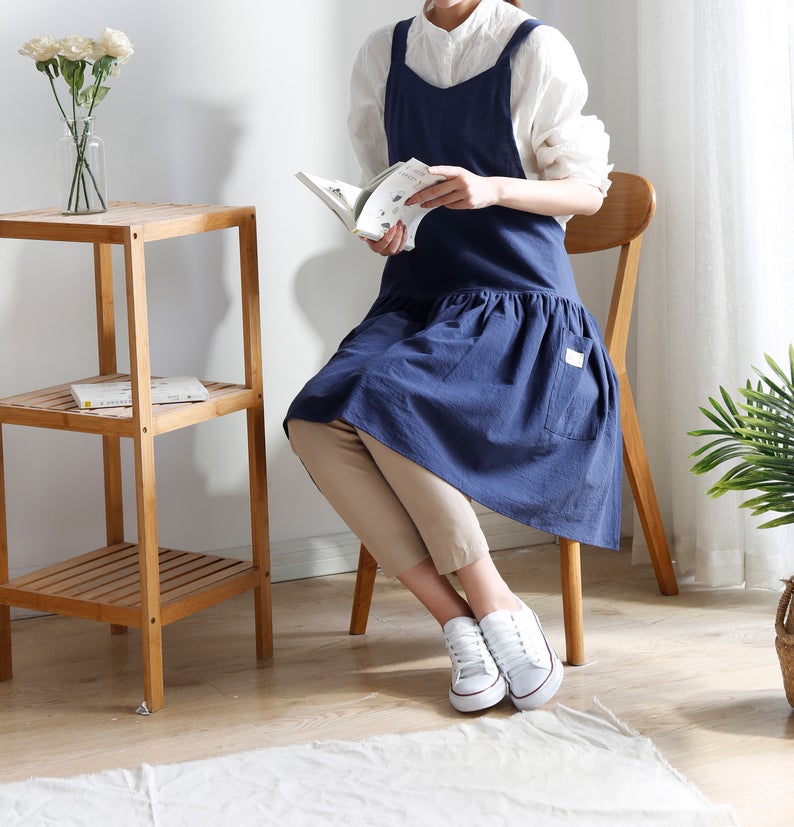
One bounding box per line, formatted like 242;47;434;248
348;0;612;206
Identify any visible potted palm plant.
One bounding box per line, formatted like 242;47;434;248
689;344;794;707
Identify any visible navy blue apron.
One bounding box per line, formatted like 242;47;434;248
286;17;622;550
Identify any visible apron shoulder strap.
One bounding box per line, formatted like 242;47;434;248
497;18;544;64
390;18;414;66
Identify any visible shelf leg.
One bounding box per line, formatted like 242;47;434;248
94;242;128;637
124;226;164;712
247;405;272;659
239;212;272;660
133;369;163;710
0;425;11;681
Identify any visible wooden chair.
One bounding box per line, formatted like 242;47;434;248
347;172;679;666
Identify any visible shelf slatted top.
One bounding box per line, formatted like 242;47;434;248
0;375;258;436
0;202;255;244
0;543;259;627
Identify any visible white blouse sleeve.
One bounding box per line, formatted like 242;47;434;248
347;26;393;186
512;26;612;195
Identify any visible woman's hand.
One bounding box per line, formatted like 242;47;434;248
363;220;409;256
406;166;497;211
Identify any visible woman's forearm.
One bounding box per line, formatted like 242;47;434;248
410;166;604;217
491;176;604;216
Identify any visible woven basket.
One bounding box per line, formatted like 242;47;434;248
775;576;794;708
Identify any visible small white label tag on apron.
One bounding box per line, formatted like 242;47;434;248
565;348;585;369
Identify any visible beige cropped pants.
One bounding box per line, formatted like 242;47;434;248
287;418;490;578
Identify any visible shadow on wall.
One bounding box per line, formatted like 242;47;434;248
262;242;382;536
109;98;244;207
293;243;381;365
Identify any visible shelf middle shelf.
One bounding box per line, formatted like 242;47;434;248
0;375;259;436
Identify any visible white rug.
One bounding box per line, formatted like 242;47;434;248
0;700;738;827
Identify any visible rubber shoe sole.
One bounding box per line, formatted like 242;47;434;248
508;650;563;711
449;672;507;713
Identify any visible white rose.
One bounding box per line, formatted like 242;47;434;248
18;35;60;62
59;35;95;62
90;41;107;62
96;28;134;64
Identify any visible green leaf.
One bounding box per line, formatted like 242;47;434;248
35;58;59;79
689;445;753;476
739;489;794;508
707;392;742;427
757;512;794;529
789;344;794;383
763;351;794;393
58;57;86;98
743;458;794;479
688;435;743;459
693;404;740;434
738;414;794;439
751;367;789;400
76;85;110;109
719;385;741;417
93;55;117;79
739;390;794;420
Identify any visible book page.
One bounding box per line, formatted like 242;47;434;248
295;172;362;231
353;161;405;214
318;177;360;213
355;158;445;248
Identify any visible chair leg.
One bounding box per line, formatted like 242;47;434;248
559;537;585;666
619;376;679;596
349;544;378;635
350;539;587;665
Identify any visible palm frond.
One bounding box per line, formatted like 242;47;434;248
689;346;794;529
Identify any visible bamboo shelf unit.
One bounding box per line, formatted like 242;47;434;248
0;202;272;712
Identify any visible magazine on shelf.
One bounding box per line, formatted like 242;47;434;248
70;376;210;409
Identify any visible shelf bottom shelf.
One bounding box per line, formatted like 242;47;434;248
0;542;262;627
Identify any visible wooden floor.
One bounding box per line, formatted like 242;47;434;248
1;541;790;826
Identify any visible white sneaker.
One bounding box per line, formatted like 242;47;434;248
443;616;507;713
479;599;563;711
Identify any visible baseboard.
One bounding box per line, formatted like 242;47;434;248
474;509;552;555
8;512;552;620
237;508;552;584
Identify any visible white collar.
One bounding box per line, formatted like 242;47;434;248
420;0;498;43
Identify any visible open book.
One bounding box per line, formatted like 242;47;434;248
295;157;445;250
71;376;210;409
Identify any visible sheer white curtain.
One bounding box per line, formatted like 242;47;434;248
632;0;794;588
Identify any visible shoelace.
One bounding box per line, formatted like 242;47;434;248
488;618;546;681
446;626;493;679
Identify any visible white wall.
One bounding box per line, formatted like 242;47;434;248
0;2;637;584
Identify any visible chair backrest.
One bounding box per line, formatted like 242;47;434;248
564;172;656;375
564;172;656;255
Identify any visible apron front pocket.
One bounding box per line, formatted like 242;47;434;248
544;330;599;441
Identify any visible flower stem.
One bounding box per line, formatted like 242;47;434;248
48;59;108;213
47;75;69;122
65;120;107;213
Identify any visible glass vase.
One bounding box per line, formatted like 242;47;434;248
56;116;108;215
